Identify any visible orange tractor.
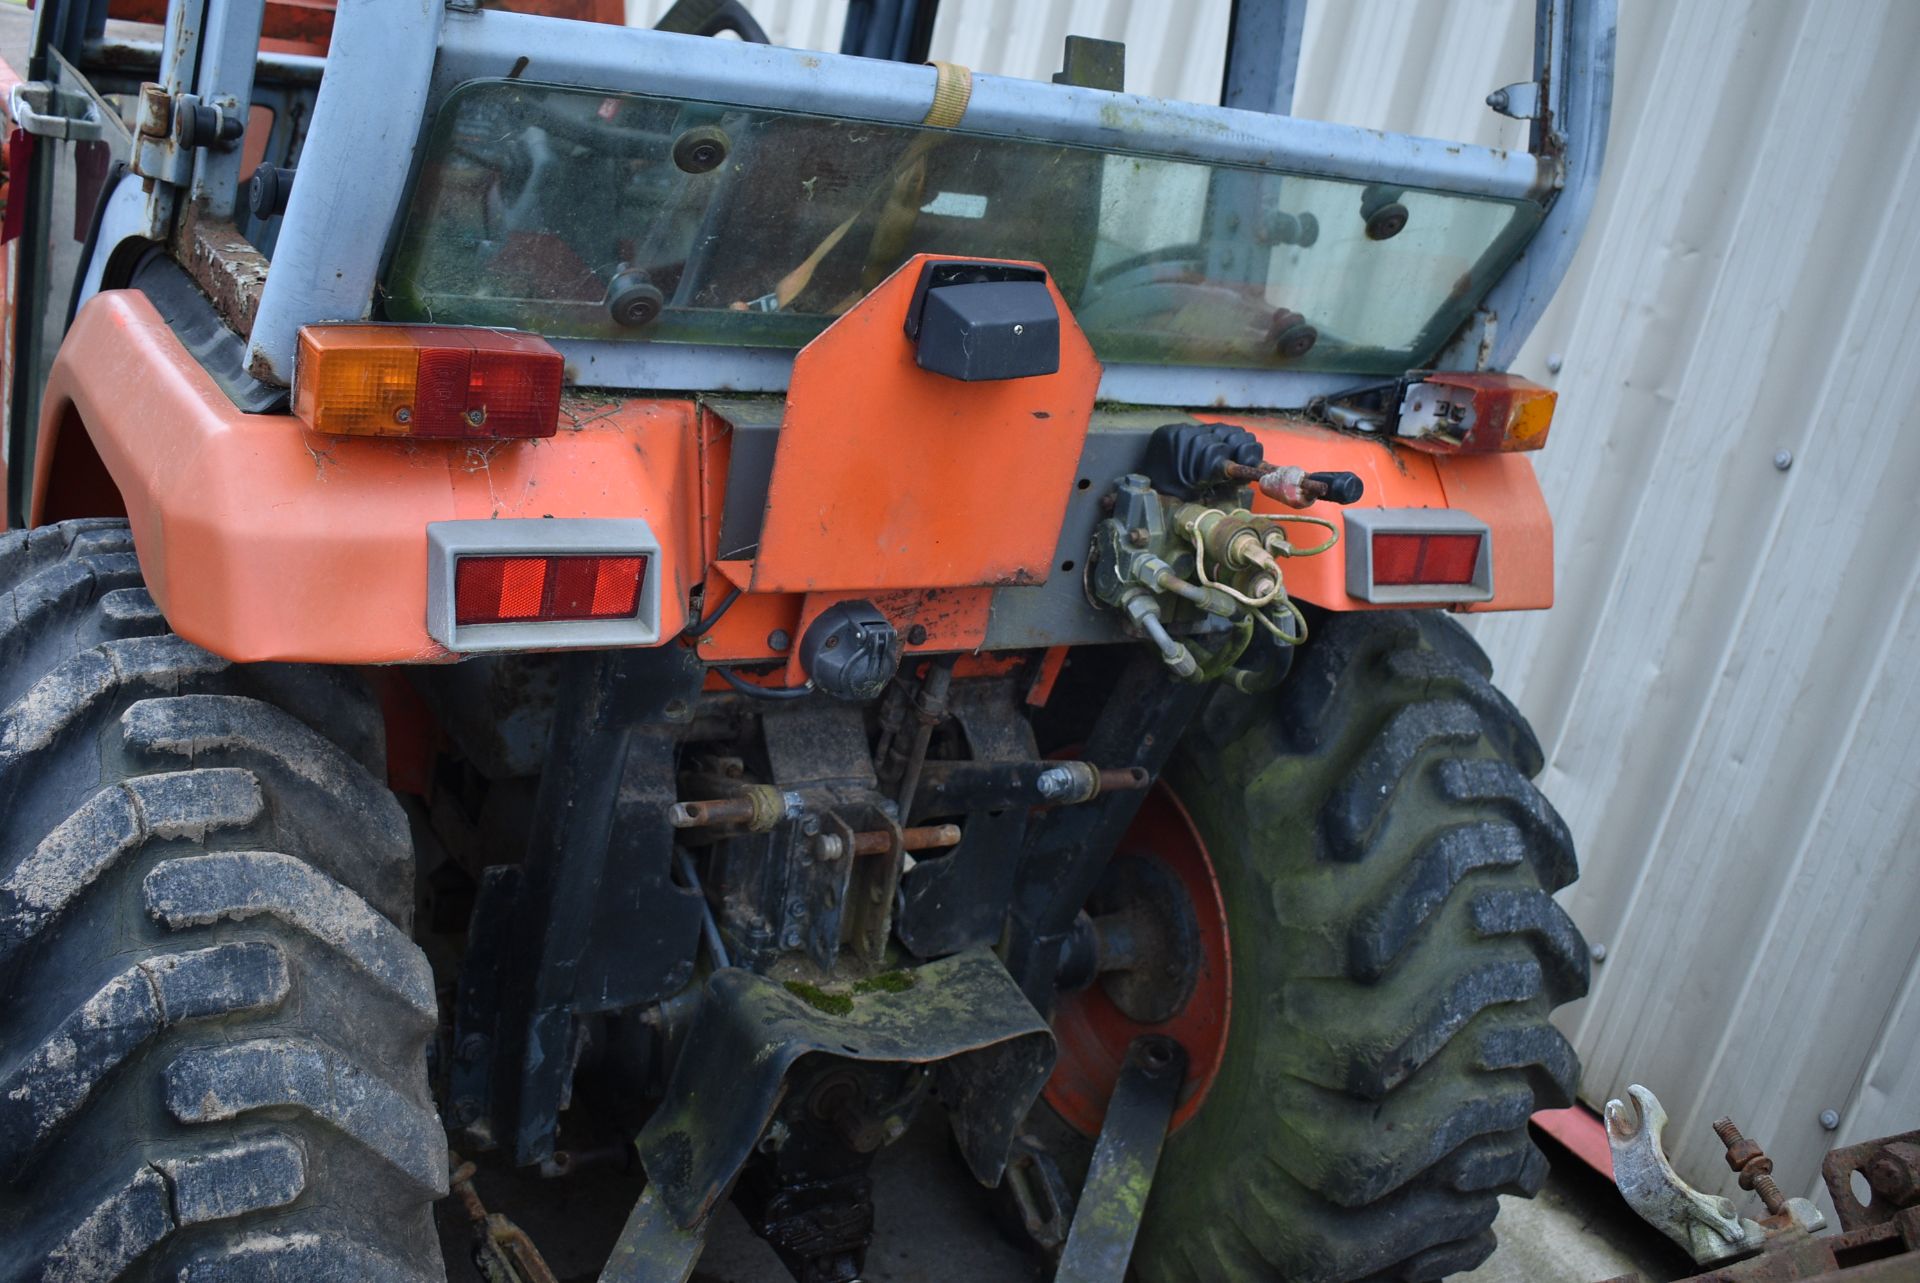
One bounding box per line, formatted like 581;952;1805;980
0;0;1612;1279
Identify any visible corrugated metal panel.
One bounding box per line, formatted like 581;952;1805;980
618;0;1920;1207
625;0;1232;100
1291;0;1920;1209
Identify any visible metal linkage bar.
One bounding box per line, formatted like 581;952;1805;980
432;12;1546;200
186;0;267;218
1055;1036;1189;1283
1220;0;1307;117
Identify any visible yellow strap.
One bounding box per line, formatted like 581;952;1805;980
773;211;860;309
739;64;970;311
923;60;972;128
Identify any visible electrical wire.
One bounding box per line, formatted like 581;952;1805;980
1263;514;1340;559
715;665;814;701
1253;596;1310;646
681;585;741;638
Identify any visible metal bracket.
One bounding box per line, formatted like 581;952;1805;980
6;82;104;142
636;947;1055;1229
1054;1036;1188;1283
1607;1085;1786;1266
1487;80;1545;120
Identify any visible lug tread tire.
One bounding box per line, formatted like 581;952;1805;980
0;521;445;1283
1134;610;1587;1283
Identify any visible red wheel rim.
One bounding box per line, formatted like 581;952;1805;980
1044;783;1232;1136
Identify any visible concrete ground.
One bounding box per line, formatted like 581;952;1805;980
442;1118;1689;1283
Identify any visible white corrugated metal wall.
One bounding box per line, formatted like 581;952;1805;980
624;0;1920;1208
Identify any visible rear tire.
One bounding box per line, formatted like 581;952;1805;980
1132;610;1588;1282
0;521;446;1282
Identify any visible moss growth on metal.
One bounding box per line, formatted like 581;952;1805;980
852;970;917;996
782;981;854;1016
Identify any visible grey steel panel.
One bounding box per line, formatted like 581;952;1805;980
244;0;444;384
983;415;1173;651
432;11;1547;201
552;337;796;395
1220;0;1308;117
1094;363;1357;412
704;396;785;561
1437;0;1615;371
71;174;150;317
186;0;266;218
552;345;1358;410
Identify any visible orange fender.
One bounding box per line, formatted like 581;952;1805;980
34;292;702;664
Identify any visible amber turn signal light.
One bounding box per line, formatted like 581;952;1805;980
1396;372;1555;454
292;324;563;439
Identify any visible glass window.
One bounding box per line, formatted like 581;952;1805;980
383;80;1541;375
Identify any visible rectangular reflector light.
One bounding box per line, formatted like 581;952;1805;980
293;324;563;439
1344;508;1494;605
1371;532;1484;586
454;554;646;626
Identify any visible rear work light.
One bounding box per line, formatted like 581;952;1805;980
1345;508;1493;604
1396;372;1556;454
426;520;662;653
292;324;563;439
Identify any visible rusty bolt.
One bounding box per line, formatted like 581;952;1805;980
1126;527;1150;547
1864;1141;1920;1206
1713;1117;1787;1215
848;823;961;857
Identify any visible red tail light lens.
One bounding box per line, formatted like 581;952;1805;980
455;554;646;625
293;325;564;439
1372;533;1483;586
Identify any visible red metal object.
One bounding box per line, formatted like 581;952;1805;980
108;0;627;55
1045;783;1231;1136
2;128;32;245
1534;1103;1616;1179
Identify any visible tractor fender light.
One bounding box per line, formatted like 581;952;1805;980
1344;508;1493;604
426;519;662;653
1396;372;1555;454
293;324;563;439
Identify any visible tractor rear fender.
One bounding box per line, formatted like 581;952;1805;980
1226;415;1555;614
30;289;1552;669
30;289;704;664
